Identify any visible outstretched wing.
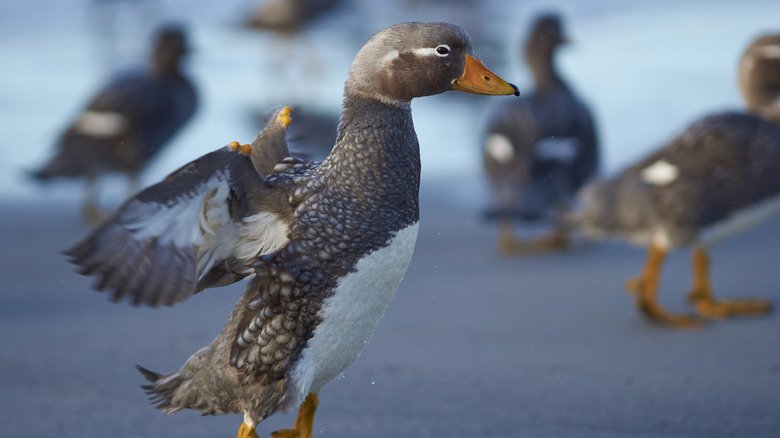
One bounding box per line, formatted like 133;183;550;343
66;106;301;307
66;145;294;307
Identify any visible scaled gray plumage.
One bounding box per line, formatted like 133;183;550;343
67;22;518;438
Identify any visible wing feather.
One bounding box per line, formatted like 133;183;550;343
66;146;293;306
133;241;170;306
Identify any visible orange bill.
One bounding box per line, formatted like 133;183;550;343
453;54;519;96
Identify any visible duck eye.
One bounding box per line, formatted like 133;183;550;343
435;45;450;56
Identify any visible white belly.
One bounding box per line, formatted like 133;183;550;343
699;193;780;246
288;222;419;403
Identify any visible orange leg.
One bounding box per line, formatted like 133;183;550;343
497;218;570;255
238;421;260;438
497;218;522;254
533;219;572;252
686;246;772;319
625;242;702;328
271;393;319;438
83;175;105;225
237;422;260;438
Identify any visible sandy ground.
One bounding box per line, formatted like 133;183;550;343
1;180;779;438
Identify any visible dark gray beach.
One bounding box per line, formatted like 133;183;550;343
2;183;779;437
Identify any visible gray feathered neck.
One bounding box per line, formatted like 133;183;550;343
316;91;420;205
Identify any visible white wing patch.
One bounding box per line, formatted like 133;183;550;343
74;111;128;137
534;137;579;162
485;134;514;164
197;209;288;280
126;173;229;247
124;171;289;281
641;159;679;186
200;179;233;236
234;212;290;264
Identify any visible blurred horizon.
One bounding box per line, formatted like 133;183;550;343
1;0;779;206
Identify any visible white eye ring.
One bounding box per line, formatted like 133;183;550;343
435;45;451;57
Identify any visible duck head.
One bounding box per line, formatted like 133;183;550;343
523;13;569;90
345;22;519;103
739;33;780;124
153;24;190;76
524;13;568;59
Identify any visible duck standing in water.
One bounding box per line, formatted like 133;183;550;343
572;34;779;328
67;22;518;437
34;25;197;224
482;13;598;254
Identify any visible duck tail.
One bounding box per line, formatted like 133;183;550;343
136;364;184;414
30;163;56;181
29;155;76;181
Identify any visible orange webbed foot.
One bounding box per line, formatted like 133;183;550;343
623;243;704;329
625;276;703;329
686;246;773;321
238;422;260;438
271;393;319;438
497;234;524;255
688;293;773;320
495;219;571;256
532;231;572;252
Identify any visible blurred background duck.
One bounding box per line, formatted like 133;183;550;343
739;33;780;124
33;24;197;224
482;13;599;255
245;0;344;35
572;33;780;328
